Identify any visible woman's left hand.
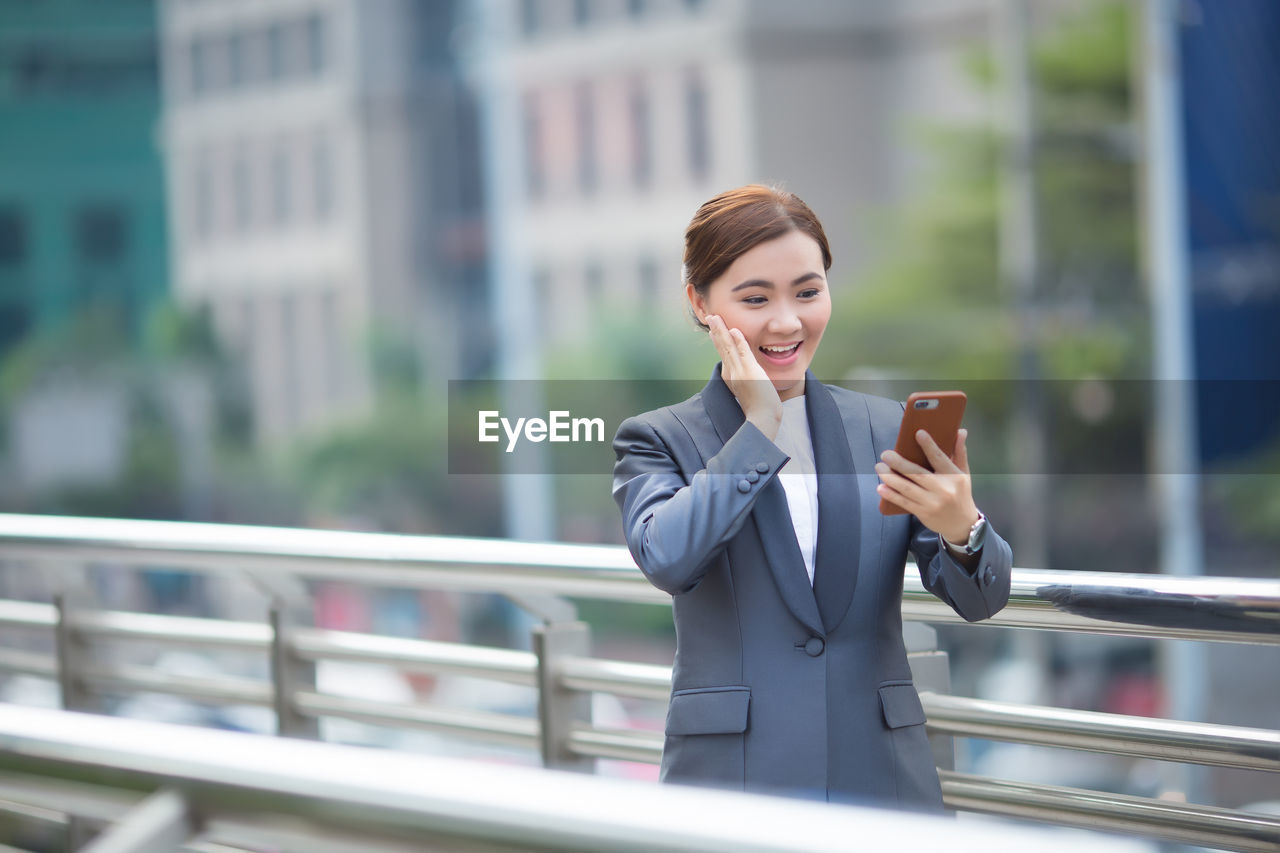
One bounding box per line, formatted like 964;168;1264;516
875;428;980;544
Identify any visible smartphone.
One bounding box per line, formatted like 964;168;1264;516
878;390;967;516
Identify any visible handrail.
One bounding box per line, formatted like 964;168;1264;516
0;513;1276;643
0;705;1152;853
0;512;1274;852
918;692;1280;773
937;771;1280;853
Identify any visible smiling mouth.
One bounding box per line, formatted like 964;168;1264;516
760;343;801;356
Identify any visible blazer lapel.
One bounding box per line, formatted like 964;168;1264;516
805;370;864;633
700;363;824;637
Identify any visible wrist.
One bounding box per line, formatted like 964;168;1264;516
943;509;987;555
745;408;782;441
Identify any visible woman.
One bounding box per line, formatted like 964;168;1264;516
610;185;1012;812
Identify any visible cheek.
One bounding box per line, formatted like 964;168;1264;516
720;306;761;341
806;302;832;337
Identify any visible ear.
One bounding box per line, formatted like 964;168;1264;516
685;283;707;323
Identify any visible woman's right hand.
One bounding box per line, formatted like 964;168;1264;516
706;314;782;440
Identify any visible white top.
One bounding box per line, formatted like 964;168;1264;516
771;394;819;586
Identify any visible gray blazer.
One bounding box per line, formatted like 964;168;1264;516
611;363;1012;811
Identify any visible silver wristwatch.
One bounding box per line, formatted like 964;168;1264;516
943;510;988;557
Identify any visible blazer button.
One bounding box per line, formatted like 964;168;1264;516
746;470;760;483
737;479;752;494
804;637;825;657
982;566;995;586
755;462;770;473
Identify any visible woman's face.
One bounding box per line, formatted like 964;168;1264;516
687;229;831;401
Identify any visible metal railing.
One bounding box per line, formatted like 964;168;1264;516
0;512;1276;853
0;703;1155;853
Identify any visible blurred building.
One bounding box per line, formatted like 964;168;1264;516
158;0;487;445
467;0;999;343
0;0;168;355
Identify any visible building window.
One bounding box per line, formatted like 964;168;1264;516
271;143;291;227
520;0;539;37
522;92;544;201
685;70;710;181
267;22;286;81
312;134;334;221
74;204;126;263
233;147;252;232
0;208;26;267
320;288;342;404
629;80;651;189
575;81;596;195
240;28;266;87
228;30;246;89
0;301;31;351
72;204;129;311
305;13;326;77
192;154;214;242
190;37;210;95
277;290;296;430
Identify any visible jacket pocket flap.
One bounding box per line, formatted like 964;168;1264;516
878;683;927;729
666;686;750;736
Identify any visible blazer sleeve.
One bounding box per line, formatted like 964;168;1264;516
908;515;1012;622
612;413;790;595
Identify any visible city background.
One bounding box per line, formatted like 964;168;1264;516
0;0;1276;834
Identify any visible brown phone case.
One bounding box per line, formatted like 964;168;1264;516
878;390;967;515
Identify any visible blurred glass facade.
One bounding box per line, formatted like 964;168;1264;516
0;0;168;352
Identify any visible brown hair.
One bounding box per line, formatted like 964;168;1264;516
683;184;833;330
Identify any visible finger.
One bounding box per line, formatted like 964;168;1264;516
707;315;734;364
953;428;970;474
875;461;931;506
880;448;932;482
877;483;921;514
728;328;760;375
915;430;959;473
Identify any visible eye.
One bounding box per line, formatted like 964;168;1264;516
743;295;767;305
799;288;820;298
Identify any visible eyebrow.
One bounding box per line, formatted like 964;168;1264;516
730;272;823;293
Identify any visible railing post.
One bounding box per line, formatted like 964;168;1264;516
904;621;954;773
54;589;99;850
270;594;320;739
53;592;94;713
533;620;594;772
79;789;195;853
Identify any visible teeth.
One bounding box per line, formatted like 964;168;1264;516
762;343;799;353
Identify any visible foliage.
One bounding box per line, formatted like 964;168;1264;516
0;300;261;521
286;328;502;536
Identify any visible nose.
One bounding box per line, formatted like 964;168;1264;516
767;302;803;336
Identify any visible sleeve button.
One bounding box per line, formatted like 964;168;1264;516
737;479;752;494
746;470;760;483
982;566;995;586
755;462;770;473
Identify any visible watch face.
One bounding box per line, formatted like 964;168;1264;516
968;516;989;552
